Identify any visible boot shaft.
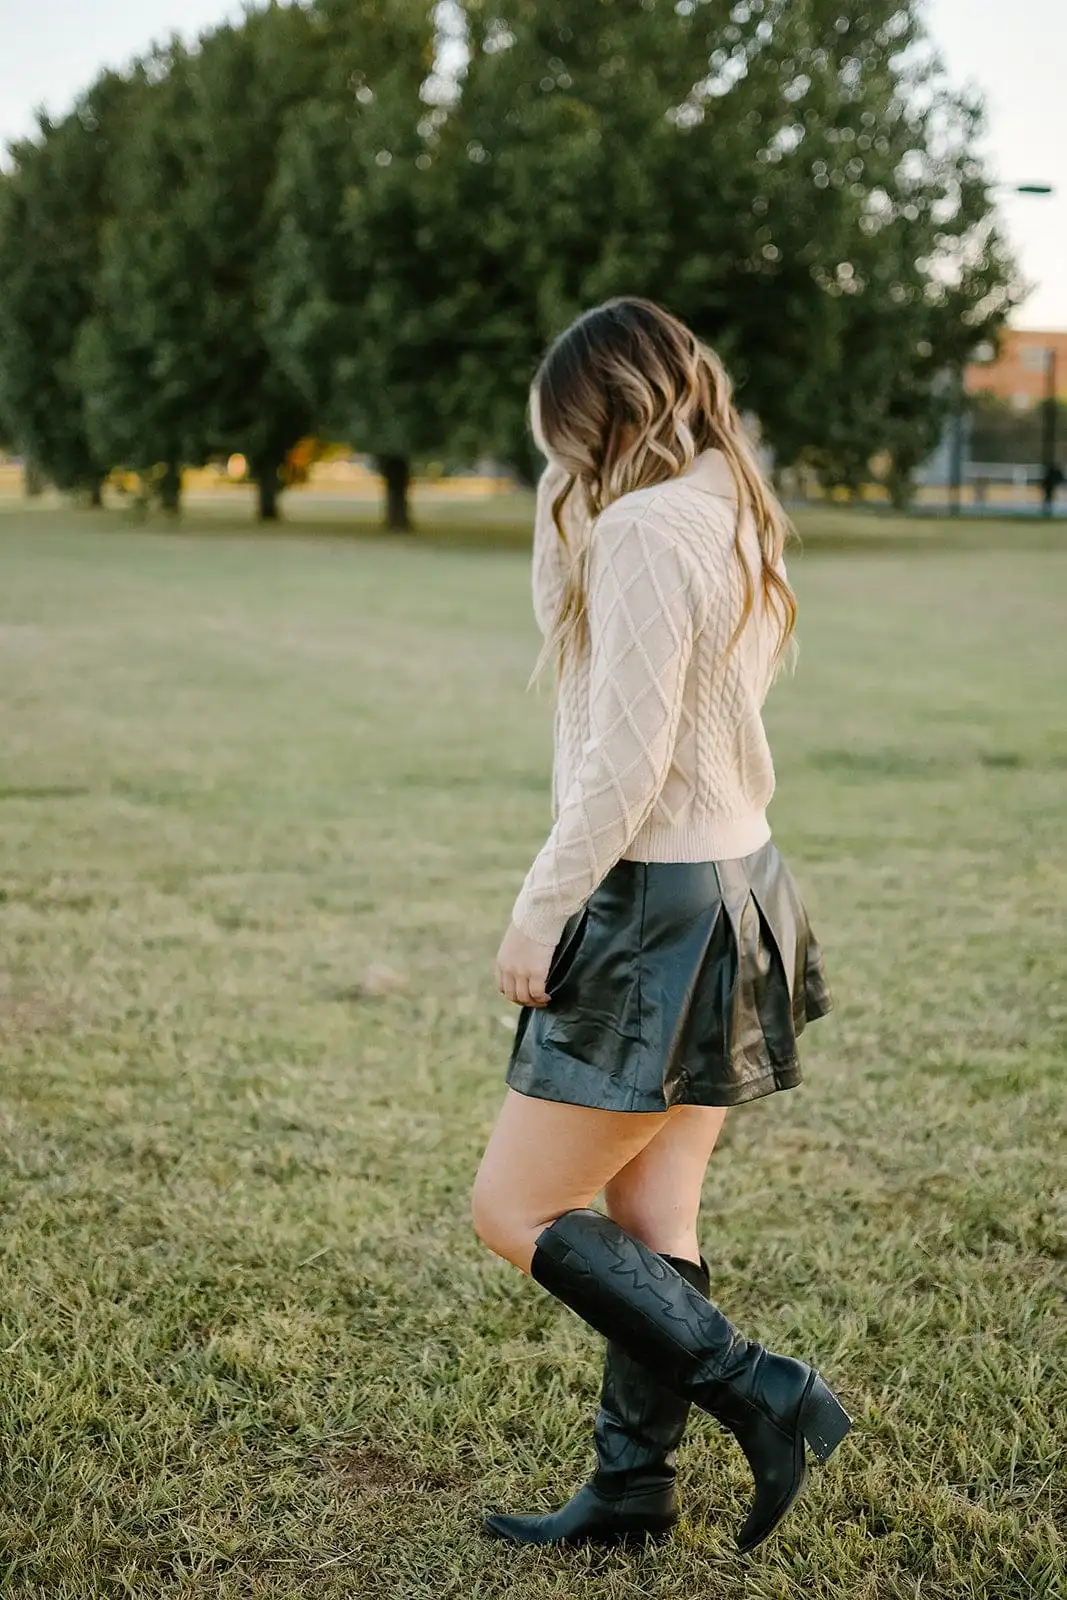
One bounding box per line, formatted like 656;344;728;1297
533;1211;748;1390
592;1252;709;1498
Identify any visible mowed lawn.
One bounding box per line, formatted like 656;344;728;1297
0;506;1064;1600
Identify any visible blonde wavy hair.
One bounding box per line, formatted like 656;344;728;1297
531;297;797;676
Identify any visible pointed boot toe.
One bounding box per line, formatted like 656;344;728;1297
483;1484;676;1547
483;1509;557;1546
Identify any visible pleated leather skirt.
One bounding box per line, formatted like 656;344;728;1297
507;840;832;1112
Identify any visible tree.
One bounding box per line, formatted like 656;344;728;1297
415;0;1018;484
407;0;855;466
75;67;187;516
1;0;1018;524
81;6;335;522
266;0;445;529
0;72;138;502
777;5;1021;496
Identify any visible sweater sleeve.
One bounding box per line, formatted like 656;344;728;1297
511;509;703;947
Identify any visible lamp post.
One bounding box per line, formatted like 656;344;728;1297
1041;345;1060;517
947;367;967;517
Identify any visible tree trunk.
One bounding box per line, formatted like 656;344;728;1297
23;458;45;497
888;463;915;511
254;460;281;522
377;454;412;531
159;460;182;514
89;480;104;509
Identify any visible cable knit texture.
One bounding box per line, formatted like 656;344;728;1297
512;449;782;947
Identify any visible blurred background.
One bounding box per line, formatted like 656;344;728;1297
1;6;1065;1599
0;0;1063;522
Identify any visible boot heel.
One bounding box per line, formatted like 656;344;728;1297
799;1374;852;1463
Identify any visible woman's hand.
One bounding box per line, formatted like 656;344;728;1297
496;922;555;1008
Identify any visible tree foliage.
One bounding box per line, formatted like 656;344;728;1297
442;0;1019;485
266;0;440;527
81;6;335;520
0;73;139;499
0;0;1020;523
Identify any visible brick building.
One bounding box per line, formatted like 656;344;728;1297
965;328;1067;409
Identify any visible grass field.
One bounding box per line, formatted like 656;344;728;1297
1;504;1065;1599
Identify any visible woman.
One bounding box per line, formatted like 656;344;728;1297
471;298;850;1554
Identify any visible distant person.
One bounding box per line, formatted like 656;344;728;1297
471;297;851;1554
1042;462;1063;514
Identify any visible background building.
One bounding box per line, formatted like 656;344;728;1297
966;328;1067;408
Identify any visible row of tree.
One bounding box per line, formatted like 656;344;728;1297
0;0;1020;525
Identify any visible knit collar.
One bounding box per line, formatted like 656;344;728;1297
679;448;738;502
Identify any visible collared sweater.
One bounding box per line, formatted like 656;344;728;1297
511;448;784;948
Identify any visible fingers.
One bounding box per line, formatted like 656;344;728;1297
496;964;518;1006
497;965;549;1009
526;972;549;1007
513;975;534;1009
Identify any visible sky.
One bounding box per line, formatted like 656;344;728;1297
1;0;1064;330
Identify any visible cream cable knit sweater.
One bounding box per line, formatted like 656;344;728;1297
511;448;783;948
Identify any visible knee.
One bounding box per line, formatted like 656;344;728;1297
470;1171;540;1273
469;1171;505;1257
470;1171;522;1268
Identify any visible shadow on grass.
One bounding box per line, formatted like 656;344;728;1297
809;745;1067;779
0;785;92;802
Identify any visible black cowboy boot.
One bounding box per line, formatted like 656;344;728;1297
529;1209;851;1552
484;1254;710;1547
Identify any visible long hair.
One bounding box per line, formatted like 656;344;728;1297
531;297;797;676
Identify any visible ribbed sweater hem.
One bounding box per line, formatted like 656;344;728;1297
624;809;771;866
512;810;771;946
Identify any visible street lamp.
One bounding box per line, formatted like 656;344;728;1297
1040;346;1061;517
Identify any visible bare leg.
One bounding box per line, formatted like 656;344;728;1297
471;1089;674;1273
603;1106;727;1265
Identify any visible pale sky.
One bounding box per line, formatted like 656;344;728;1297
1;0;1064;329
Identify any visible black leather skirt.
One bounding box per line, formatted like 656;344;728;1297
507;840;832;1112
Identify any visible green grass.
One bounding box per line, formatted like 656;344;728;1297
0;505;1065;1599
